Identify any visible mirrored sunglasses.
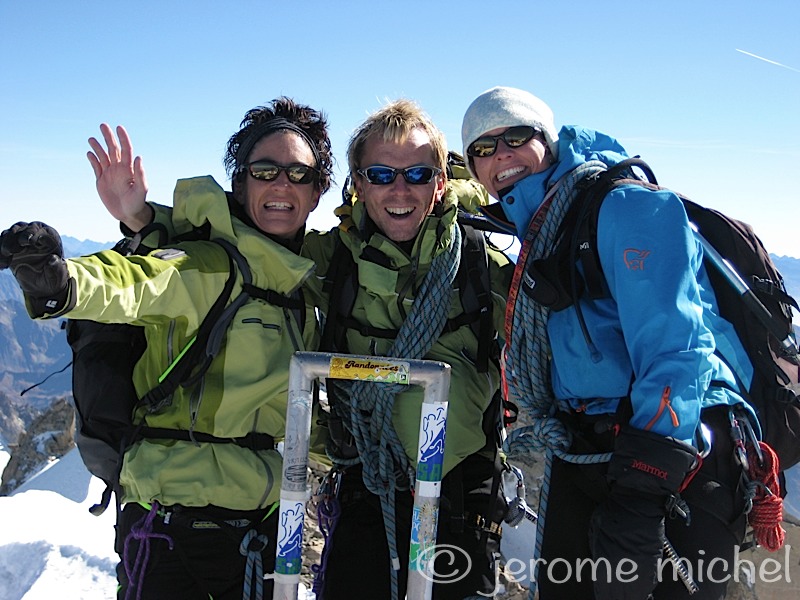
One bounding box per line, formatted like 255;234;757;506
466;126;540;158
238;160;319;185
357;164;442;185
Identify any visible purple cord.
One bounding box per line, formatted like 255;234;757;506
311;496;341;597
123;503;175;600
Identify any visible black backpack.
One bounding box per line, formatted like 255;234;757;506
527;157;800;471
68;228;303;514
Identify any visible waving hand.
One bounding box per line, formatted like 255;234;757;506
87;124;153;232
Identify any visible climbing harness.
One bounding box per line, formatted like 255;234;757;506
122;502;278;600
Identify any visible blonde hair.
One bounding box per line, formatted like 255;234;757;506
347;99;447;176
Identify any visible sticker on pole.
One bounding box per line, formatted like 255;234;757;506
329;357;410;384
409;503;439;572
416;405;446;482
276;500;305;575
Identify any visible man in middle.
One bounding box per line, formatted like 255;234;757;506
303;99;513;600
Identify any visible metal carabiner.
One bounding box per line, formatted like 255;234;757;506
727;409;750;469
741;417;764;466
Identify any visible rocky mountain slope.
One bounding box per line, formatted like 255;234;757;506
0;236;111;444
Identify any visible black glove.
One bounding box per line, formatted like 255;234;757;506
590;426;700;600
0;221;71;315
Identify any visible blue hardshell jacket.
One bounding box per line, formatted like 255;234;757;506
501;125;755;442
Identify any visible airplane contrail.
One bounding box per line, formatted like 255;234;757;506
735;49;800;73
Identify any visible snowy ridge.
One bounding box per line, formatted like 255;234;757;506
0;450;117;600
0;449;318;599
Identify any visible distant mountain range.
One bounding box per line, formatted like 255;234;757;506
0;237;114;440
774;255;800;289
1;236;113;395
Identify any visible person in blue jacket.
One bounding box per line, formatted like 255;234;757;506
461;86;755;599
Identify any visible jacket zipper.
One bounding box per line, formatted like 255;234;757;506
645;386;680;430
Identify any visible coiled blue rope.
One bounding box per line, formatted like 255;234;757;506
501;162;615;599
330;224;462;600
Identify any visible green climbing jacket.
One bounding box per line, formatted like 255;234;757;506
56;176;318;510
303;186;513;476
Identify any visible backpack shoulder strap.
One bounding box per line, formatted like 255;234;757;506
320;235;358;353
516;158;659;360
113;222;171;256
571;157;659;299
141;235;311;411
454;223;496;373
321;224;498;373
139;238;241;410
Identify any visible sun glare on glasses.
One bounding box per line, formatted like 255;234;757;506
237;161;319;185
466;126;540;158
357;165;442;185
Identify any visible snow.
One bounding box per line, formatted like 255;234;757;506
0;450;117;600
0;444;9;475
0;448;315;600
1;444;797;599
32;432;61;456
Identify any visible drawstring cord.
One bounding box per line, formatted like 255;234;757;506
123;502;174;600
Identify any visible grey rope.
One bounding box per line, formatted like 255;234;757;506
239;529;268;600
500;161;614;599
330;224;462;600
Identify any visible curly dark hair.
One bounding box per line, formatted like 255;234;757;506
224;96;334;196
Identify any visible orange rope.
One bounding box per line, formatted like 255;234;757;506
747;441;785;552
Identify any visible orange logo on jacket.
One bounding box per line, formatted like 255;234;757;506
623;248;651;271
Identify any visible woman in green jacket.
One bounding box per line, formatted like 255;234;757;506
0;97;332;600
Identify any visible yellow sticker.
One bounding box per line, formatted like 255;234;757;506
329;357;410;384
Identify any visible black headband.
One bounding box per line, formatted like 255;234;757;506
235;118;321;170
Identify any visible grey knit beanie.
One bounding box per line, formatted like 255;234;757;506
461;86;559;177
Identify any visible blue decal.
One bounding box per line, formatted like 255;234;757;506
418;407;446;465
276;502;304;575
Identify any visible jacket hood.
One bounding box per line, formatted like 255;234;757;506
171;175;315;293
480;125;630;238
172;175;238;242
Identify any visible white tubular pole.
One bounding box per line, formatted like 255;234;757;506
273;353;314;600
273;351;451;600
406;391;450;600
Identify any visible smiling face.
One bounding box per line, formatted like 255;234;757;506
241;131;321;238
354;127;445;243
471;127;552;199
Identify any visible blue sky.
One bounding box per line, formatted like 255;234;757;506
1;1;798;257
